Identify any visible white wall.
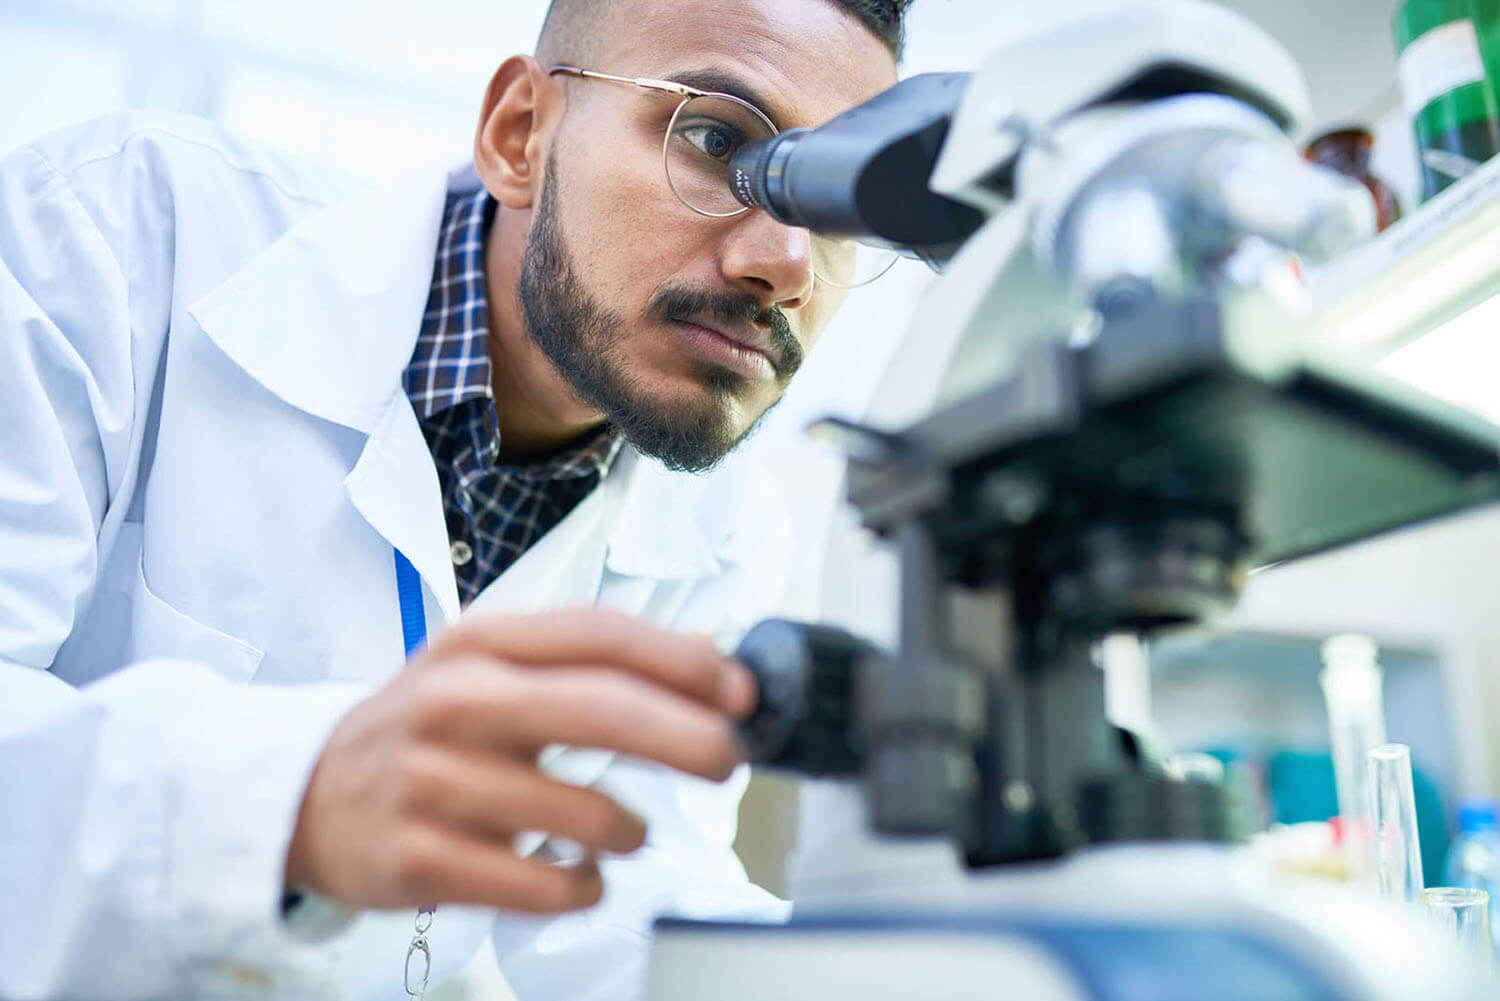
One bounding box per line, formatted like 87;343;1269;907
1227;507;1500;800
0;0;547;174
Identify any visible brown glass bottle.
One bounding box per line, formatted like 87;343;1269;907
1303;128;1404;232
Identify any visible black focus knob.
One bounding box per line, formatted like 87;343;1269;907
734;620;867;778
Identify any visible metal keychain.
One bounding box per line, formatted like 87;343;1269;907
405;908;434;999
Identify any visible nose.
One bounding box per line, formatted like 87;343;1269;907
719;210;816;310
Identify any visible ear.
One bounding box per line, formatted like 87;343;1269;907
474;55;561;210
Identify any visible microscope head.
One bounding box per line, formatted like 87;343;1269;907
931;0;1311;215
724;3;1314;272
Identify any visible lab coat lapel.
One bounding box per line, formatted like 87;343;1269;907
464;457;625;616
343;393;461;624
602;453;723;582
467;446;727;620
187;166;464;624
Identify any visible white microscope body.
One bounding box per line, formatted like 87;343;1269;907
647;4;1498;999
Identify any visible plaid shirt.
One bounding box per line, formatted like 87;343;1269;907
405;188;622;606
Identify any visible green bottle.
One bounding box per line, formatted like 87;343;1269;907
1394;0;1500;199
1476;0;1500;82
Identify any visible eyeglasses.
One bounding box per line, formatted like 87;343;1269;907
549;65;897;289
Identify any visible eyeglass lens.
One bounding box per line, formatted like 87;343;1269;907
664;94;898;288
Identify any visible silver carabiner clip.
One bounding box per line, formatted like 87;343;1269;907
405;934;432;999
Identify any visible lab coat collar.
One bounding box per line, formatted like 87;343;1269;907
186;168;452;436
187;165;464;620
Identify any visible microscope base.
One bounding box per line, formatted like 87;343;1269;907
643;845;1494;1001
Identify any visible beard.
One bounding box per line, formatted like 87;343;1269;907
517;154;803;474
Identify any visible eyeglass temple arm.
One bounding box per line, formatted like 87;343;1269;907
548;65;700;98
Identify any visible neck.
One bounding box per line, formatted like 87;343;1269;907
483;201;607;462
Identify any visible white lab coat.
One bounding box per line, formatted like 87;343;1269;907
0;112;789;1001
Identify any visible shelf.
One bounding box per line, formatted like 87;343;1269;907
1150;628;1432;684
1308;152;1500;359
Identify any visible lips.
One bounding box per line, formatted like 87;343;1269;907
669;320;779;382
682;314;779;369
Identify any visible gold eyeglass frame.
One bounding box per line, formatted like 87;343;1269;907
548;65;897;289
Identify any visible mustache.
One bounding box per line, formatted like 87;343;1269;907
649;286;804;380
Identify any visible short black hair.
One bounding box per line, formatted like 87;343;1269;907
537;0;914;65
835;0;914;59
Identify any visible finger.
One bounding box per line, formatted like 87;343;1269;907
408;750;647;854
507;668;745;780
435;664;744;781
430;608;753;714
396;824;603;913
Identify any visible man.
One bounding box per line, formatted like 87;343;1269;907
0;0;906;998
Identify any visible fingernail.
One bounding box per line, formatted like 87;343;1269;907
621;808;648;847
716;659;756;716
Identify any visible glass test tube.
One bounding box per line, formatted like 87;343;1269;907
1320;634;1385;886
1423;887;1493;960
1369;743;1424;904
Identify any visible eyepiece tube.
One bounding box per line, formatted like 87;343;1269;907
729;131;811;224
722;73;985;267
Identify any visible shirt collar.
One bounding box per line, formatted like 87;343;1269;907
406;187;496;420
512;427;626;482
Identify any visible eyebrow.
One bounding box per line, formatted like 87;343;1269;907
665;67;792;131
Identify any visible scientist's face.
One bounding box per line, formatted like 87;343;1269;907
518;0;897;471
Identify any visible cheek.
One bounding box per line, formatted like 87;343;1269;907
561;161;661;289
556;136;708;306
558;137;744;311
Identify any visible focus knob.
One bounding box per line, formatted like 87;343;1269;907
734;620;867;777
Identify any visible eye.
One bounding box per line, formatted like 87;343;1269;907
677;120;746;162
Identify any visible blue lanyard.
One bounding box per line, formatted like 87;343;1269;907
395;547;436;998
394;549;428;657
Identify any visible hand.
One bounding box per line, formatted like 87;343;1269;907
283;608;756;914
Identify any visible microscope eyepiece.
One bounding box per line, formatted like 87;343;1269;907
719;73;985;267
728;130;810;224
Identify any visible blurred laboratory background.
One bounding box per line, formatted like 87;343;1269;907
9;0;1500;906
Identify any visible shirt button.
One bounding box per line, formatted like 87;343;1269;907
450;541;474;567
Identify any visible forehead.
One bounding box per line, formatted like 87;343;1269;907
585;0;898;129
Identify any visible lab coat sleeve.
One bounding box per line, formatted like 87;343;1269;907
0;142;368;999
0;662;367;998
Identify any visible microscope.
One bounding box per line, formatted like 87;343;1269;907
647;3;1500;999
